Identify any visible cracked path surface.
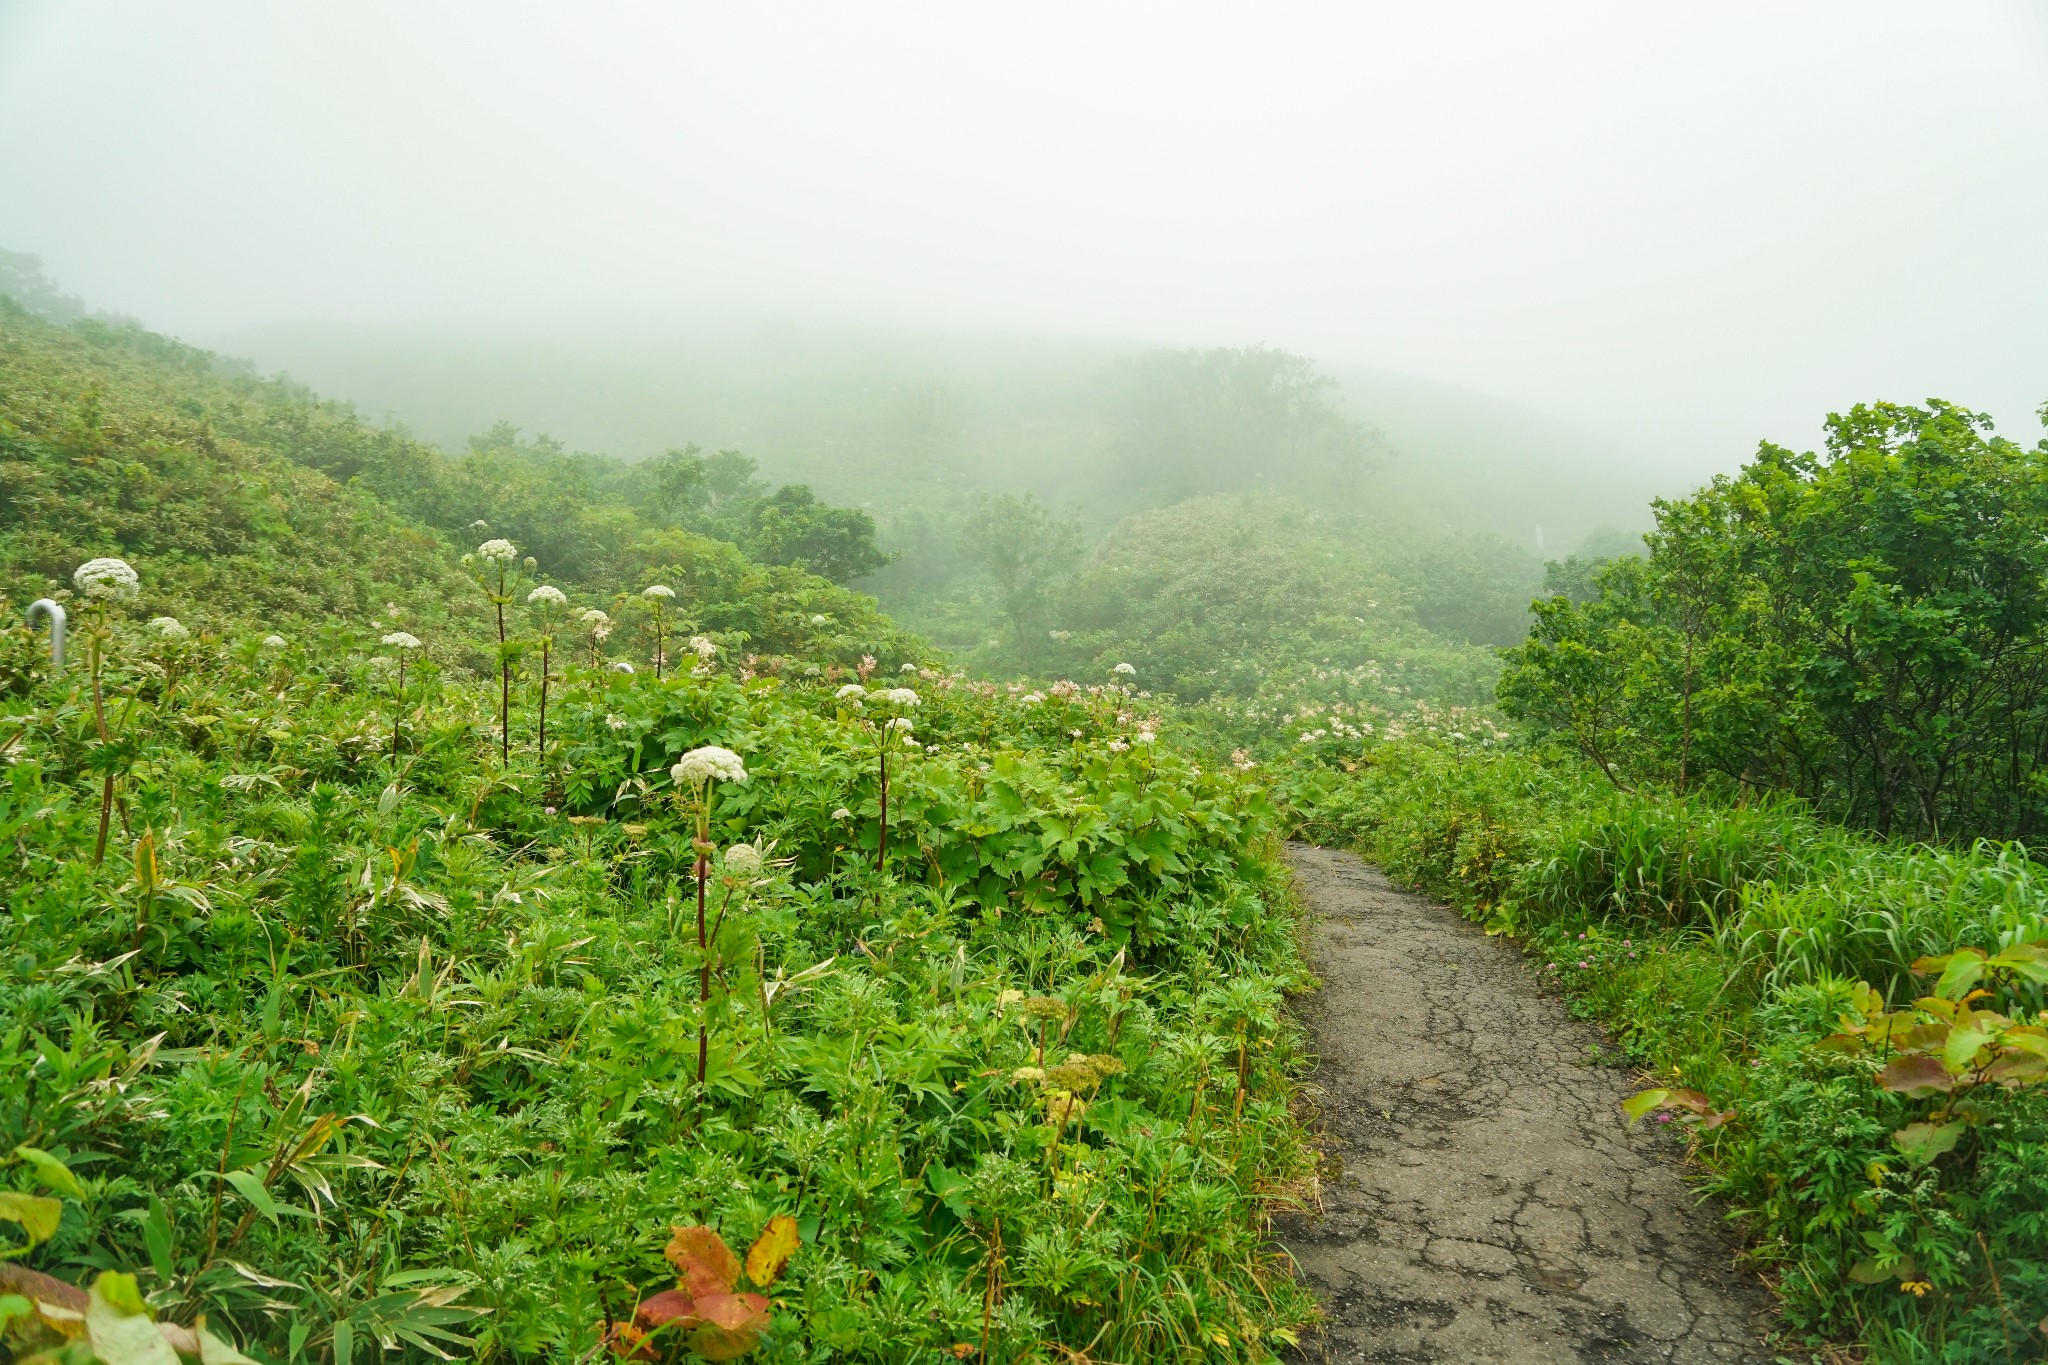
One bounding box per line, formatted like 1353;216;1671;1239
1277;844;1772;1364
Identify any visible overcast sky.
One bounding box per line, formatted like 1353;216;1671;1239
1;2;2044;467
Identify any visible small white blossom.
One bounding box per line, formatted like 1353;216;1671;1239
381;631;421;650
477;539;518;562
1109;739;1129;753
835;683;867;702
1112;662;1136;677
528;585;567;607
642;584;675;600
672;745;749;787
469;519;490;530
901;738;922;750
1019;692;1045;705
148;617;188;640
73;557;139;602
609;661;636;673
900;662;917;673
260;634;287;650
723;842;765;876
878;688;919;707
605;713;628;730
810;614;829;625
888;716;914;732
831;807;853;820
689;635;718;659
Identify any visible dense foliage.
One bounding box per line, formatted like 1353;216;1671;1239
1503;400;2048;842
1293;733;2048;1363
0;303;918;672
1;596;1318;1362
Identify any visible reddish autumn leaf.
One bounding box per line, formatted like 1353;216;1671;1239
1876;1054;1954;1095
602;1321;659;1361
693;1292;770;1332
665;1225;742;1299
635;1288;703;1330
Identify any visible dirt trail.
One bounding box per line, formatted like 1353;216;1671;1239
1277;844;1772;1364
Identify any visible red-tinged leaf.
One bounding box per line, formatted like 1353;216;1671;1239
686;1322;765;1362
1695;1108;1736;1130
1984;1051;2048;1084
664;1226;740;1298
745;1214;800;1288
1876;1054;1954;1095
1620;1089;1668;1124
693;1292;769;1332
1662;1088;1714;1115
635;1288;701;1330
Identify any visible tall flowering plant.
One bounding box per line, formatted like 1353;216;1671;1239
381;631;421;760
640;584;677;678
465;539;526;765
672;746;749;1086
72;558;139;864
527;585;567;762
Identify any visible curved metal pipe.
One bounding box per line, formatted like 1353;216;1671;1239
26;599;66;669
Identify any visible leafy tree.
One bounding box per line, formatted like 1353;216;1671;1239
1100;345;1387;511
1504;400;2048;840
966;493;1083;656
742;484;892;583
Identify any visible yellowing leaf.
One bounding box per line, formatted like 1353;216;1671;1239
745;1213;800;1288
0;1191;62;1243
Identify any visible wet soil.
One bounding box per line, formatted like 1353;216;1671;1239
1277;843;1774;1364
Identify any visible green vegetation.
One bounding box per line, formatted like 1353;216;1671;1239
1294;398;2048;1363
1;298;1317;1362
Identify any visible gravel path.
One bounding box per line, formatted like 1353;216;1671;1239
1277;844;1774;1364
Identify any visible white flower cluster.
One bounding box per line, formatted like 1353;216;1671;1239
477;539;518;563
73;557;139;602
900;662;917;674
148;617;188;640
1112;662;1136;677
260;634;287;650
689;635;717;660
877;688;919;707
835;683;867;703
381;631;422;650
810;614;829;626
528;585;567;607
887;716;914;733
671;745;749;787
723;842;765;876
1019;692;1045;706
642;584;675;600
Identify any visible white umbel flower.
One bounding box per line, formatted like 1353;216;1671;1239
831;807;853;820
1019;692;1045;705
810;614;829;625
689;635;717;659
527;585;567;607
580;608;610;625
477;539;518;562
609;661;636;673
1112;662;1136;676
900;662;917;673
887;716;914;732
671;745;749;787
722;842;764;876
642;584;675;600
148;617;188;640
469;519;490;530
260;634;287;649
877;688;919;707
835;683;867;700
381;631;421;650
73;558;140;602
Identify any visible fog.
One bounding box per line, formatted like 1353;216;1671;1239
2;1;2045;473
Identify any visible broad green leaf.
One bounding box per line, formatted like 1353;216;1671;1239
1892;1119;1966;1165
1620;1089;1668;1123
333;1317;354;1365
197;1325;261;1365
221;1170;279;1226
13;1146;85;1199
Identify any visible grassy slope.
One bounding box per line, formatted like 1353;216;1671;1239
0;304;1320;1363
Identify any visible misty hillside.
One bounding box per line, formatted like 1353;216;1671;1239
211;317;1662;554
